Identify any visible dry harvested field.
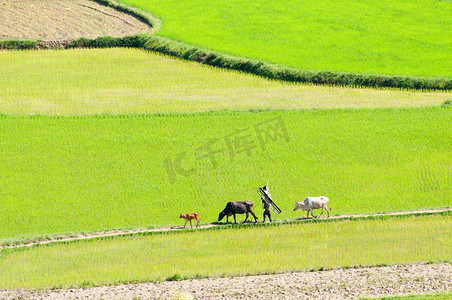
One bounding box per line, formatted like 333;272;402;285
0;0;150;40
1;263;450;300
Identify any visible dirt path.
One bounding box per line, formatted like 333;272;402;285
1;208;450;251
0;0;151;40
1;263;450;299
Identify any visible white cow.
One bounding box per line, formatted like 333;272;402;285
293;196;330;218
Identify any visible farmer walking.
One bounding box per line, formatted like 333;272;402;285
261;185;272;222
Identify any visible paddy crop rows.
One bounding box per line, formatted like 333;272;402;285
1;48;449;116
0;107;450;243
120;0;452;78
0;215;450;289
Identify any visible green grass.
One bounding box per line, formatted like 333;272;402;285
361;292;452;300
1;107;450;242
0;215;450;289
120;0;452;78
1;49;449;116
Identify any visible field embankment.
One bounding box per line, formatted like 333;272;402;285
0;0;151;40
1;209;449;250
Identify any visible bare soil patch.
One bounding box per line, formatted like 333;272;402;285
1;263;450;299
0;0;150;40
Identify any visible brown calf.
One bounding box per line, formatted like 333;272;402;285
179;212;200;228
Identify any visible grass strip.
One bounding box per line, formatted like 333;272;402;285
360;292;452;300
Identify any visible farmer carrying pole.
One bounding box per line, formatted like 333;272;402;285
261;181;272;222
258;180;282;222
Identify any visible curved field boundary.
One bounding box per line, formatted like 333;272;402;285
0;0;451;90
1;208;450;251
139;35;452;91
89;0;161;33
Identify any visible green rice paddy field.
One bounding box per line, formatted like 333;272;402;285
1;49;449;115
0;215;450;289
0;49;451;244
120;0;452;78
1;0;451;295
1;106;450;243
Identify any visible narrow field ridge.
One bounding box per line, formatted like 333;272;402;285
2;208;450;251
1;262;450;299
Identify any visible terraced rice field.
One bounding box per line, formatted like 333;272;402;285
1;107;450;243
0;49;450;115
0;215;450;289
120;0;452;78
0;0;451;298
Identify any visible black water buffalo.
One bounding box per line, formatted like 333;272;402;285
218;201;258;224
